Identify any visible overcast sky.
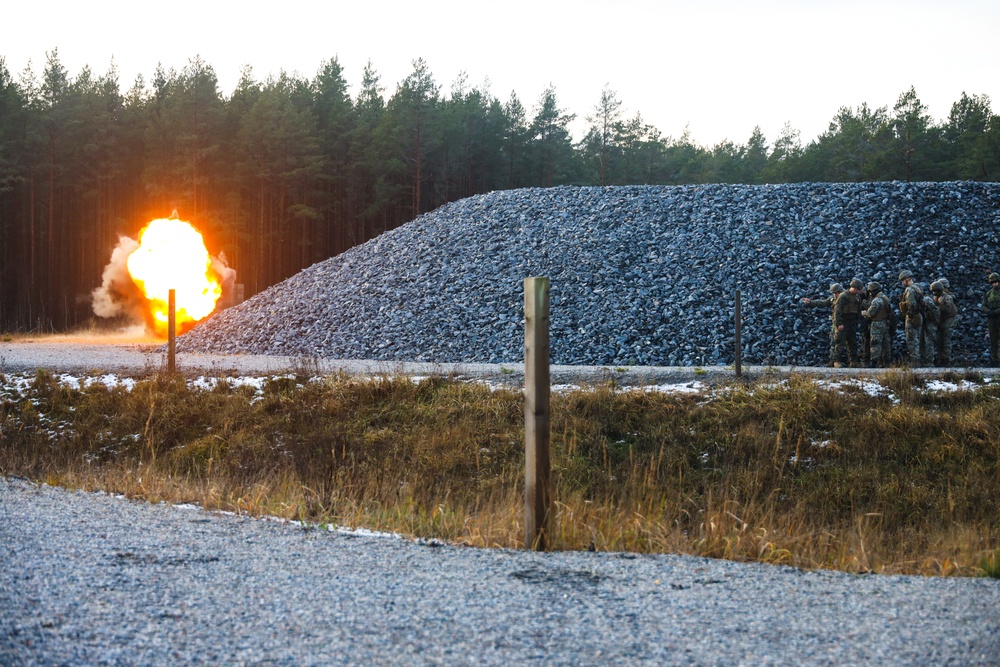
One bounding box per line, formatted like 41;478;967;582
3;0;998;147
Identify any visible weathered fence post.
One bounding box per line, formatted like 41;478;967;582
168;288;176;374
735;288;742;379
524;276;551;551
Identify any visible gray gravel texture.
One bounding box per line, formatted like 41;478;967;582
3;478;999;666
174;182;1000;367
0;340;975;391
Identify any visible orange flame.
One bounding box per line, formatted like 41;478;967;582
126;217;222;336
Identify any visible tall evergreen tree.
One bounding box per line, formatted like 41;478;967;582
582;85;623;185
0;58;24;195
311;57;355;258
501;91;530;189
143;56;225;222
375;58;440;221
235;72;323;288
706;139;744;183
528;85;578;186
0;58;29;325
615;113;668;184
661;128;710;184
741;126;768;183
810;103;890;181
219;65;262;272
890;86;932;182
69;63;131;309
761;122;803;183
436;75;505;201
347;61;386;240
943;92;995;180
38;49;74;323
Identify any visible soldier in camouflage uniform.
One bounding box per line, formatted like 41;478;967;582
801;283;844;366
983;273;1000;365
858;285;872;366
931;280;957;366
898;270;924;367
861;281;892;367
833;279;865;367
919;282;940;367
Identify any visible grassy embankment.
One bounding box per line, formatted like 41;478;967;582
2;367;999;577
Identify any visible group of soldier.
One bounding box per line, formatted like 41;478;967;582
801;271;1000;368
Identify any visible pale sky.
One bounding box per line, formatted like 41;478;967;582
2;0;998;148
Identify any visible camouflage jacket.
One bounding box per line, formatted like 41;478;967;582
922;294;940;324
900;284;923;319
863;293;891;321
984;288;1000;318
807;297;836;310
833;291;862;326
858;294;872;329
936;293;957;321
806;297;838;321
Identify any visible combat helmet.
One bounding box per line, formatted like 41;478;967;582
866;281;882;294
936;277;950;290
830;283;844;293
850;279;864;290
898;269;914;281
990;273;1000;283
930;281;943;294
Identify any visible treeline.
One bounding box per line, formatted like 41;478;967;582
1;51;999;332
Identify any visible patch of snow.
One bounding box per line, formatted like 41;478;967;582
923;379;979;393
636;381;707;394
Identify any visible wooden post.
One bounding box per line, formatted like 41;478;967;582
168;288;176;374
524;276;551;551
735;288;742;378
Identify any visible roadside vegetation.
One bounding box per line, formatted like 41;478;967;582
1;368;998;577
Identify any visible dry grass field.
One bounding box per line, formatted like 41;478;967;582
2;367;998;577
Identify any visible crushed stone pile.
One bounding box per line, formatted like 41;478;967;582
177;182;1000;367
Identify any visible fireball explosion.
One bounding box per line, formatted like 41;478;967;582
92;216;235;337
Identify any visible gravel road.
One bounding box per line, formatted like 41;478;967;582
0;337;734;386
2;478;999;666
0;338;969;388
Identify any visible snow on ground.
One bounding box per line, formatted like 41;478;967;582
1;371;995;401
815;378;899;403
923;378;984;392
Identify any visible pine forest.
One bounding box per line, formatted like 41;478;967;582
1;51;998;332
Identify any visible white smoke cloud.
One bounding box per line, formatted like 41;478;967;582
91;235;143;320
212;250;238;301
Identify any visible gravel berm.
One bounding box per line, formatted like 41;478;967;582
2;478;999;666
174;182;1000;367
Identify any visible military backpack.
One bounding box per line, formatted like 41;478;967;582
922;294;940;324
938;294;957;320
